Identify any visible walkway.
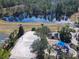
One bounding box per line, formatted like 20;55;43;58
10;31;39;59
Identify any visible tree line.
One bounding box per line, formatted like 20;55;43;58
0;0;79;21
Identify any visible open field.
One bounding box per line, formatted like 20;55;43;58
0;21;63;34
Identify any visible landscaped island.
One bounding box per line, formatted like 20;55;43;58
0;23;79;59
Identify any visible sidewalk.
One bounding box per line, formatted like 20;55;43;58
10;31;38;59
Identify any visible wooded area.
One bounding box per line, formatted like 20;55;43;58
0;0;79;18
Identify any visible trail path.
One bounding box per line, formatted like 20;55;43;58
10;31;38;59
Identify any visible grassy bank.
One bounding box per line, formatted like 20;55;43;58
0;21;63;34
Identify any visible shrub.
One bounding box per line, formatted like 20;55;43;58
31;27;36;31
31;24;49;59
59;25;72;43
36;24;51;37
17;24;24;38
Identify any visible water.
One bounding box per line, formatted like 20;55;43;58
0;33;9;43
2;13;70;23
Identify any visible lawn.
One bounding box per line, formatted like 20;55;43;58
0;21;63;34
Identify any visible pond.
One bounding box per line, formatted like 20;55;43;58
0;33;9;43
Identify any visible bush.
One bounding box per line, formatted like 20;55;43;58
36;24;51;37
59;25;72;43
31;27;36;31
31;24;49;59
17;24;24;38
31;37;48;59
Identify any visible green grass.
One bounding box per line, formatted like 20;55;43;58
0;49;10;59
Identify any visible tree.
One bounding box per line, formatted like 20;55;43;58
31;35;48;59
31;27;36;31
31;24;49;59
17;24;24;38
56;0;79;17
62;0;79;16
59;25;72;43
0;0;79;21
55;3;63;21
31;38;48;59
36;24;51;37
